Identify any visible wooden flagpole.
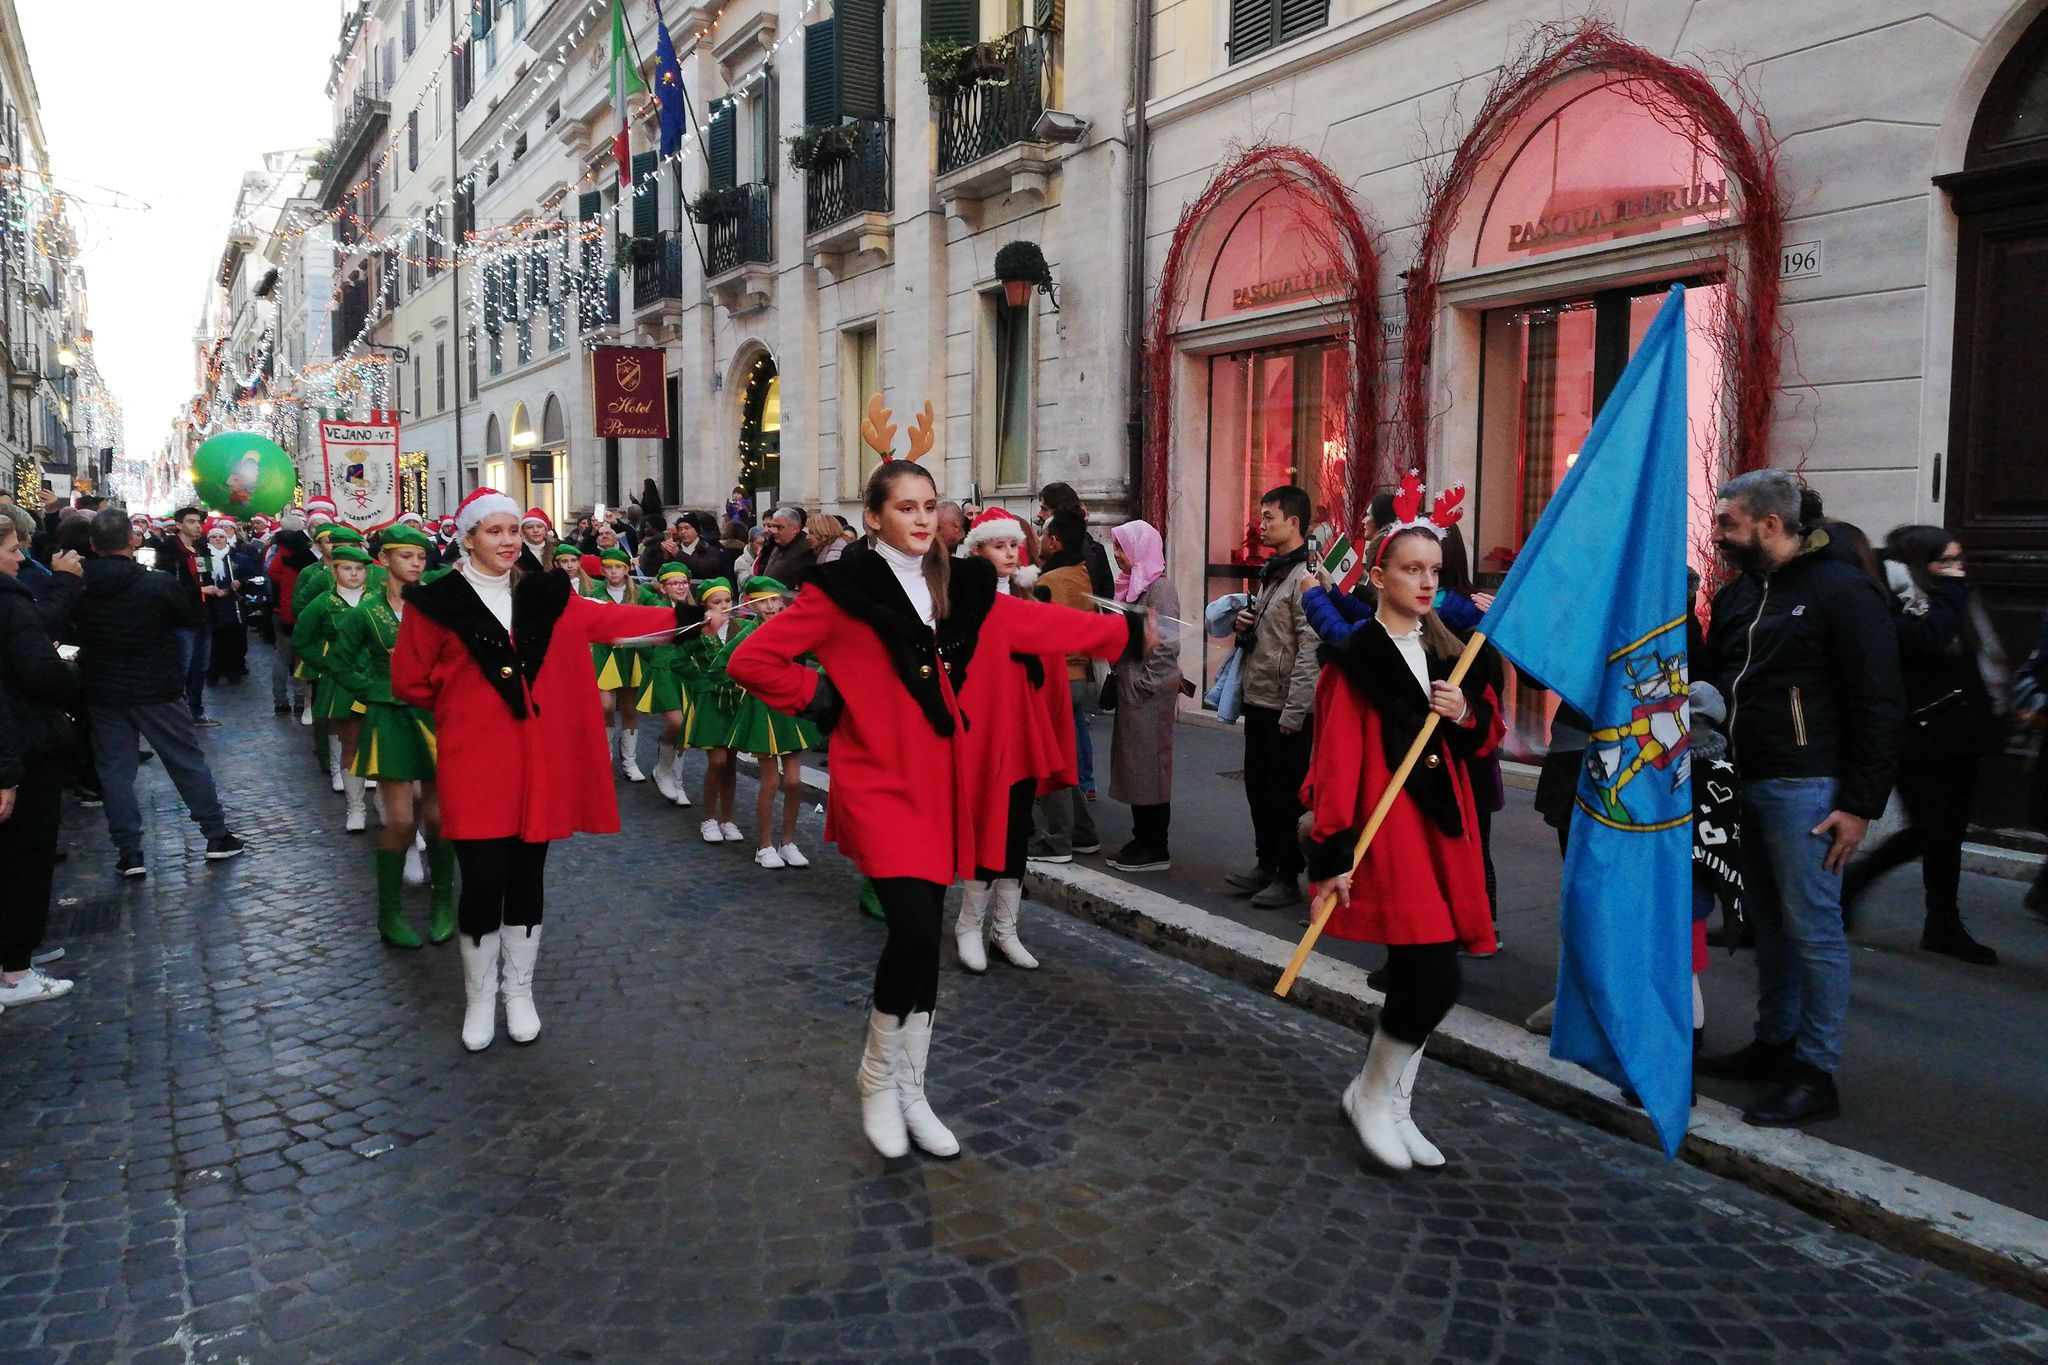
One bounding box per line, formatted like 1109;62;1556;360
1274;630;1490;997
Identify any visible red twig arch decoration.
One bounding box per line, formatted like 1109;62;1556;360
1141;144;1385;539
1399;18;1785;476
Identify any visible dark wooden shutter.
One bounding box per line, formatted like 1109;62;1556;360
404;0;417;55
631;152;659;235
472;0;491;39
1034;0;1063;31
1277;0;1328;41
1227;0;1274;62
707;97;737;188
803;18;839;127
923;0;976;46
407;112;419;170
838;0;885;121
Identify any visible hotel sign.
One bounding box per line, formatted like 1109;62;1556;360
1506;179;1728;253
590;345;671;439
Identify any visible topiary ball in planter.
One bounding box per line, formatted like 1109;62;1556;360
994;239;1053;306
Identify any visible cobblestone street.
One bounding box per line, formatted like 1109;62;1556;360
4;671;2048;1363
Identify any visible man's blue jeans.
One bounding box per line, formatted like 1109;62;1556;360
176;626;211;720
1739;777;1852;1074
1072;678;1095;795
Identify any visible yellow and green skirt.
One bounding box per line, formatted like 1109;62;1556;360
593;643;646;692
726;695;818;757
351;701;437;782
314;675;366;723
682;685;739;750
637;662;690;716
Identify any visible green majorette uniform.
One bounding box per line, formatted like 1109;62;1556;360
292;544;374;721
680;578;740;748
587;547;663;689
291;524;384;619
635;562;694;718
330;586;436;782
717;578;819;756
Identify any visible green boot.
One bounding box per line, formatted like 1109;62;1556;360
426;840;457;945
857;878;886;922
376;850;424;949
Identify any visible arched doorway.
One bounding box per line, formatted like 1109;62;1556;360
482;413;505;495
738;353;781;507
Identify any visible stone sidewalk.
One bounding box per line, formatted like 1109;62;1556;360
2;666;2047;1362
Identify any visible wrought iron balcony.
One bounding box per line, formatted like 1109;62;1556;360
804;119;893;236
704;184;774;279
936;27;1052;177
319;80;391;211
631;232;686;309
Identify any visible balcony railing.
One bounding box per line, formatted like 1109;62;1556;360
704;184;774;277
632;232;686;308
320;80;391;211
936;27;1053;176
804;119;893;236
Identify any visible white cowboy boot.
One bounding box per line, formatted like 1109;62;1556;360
898;1012;960;1158
857;1010;909;1159
1391;1039;1445;1168
670;750;692;807
988;880;1038;970
1345;1031;1418;1171
620;731;645;782
328;735;344;792
653;743;680;801
954;881;991;974
342;775;368;833
498;925;543;1043
457;932;501;1052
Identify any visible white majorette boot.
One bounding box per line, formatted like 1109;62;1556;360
653;743;680;801
989;880;1038;970
457;932;501;1052
954;881;991;974
898;1012;960;1158
1391;1039;1445;1168
670;750;692;807
328;735;345;792
498;925;543;1044
620;731;645;782
300;699;313;726
858;1010;910;1159
342;774;368;833
1344;1030;1420;1171
403;828;426;886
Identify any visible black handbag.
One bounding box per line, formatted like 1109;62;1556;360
1098;670;1117;712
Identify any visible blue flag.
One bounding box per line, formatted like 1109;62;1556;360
1481;285;1694;1156
653;1;688;159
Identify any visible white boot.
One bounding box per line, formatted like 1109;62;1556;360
403;828;426;886
653;743;680;801
300;700;313;726
620;731;645;782
1391;1040;1445;1168
499;925;543;1044
988;880;1038;970
670;751;692;807
1345;1031;1419;1171
898;1011;960;1158
858;1010;910;1159
342;775;368;832
328;735;344;792
457;932;501;1052
954;881;991;974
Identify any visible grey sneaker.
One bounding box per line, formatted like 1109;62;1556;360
1249;880;1303;909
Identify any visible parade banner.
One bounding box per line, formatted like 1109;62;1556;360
591;345;670;439
319;412;403;534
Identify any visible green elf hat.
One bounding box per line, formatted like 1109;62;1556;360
743;576;789;603
552;542;584;561
598;546;633;566
378;523;434;550
657;561;692;584
325;525;365;546
330;544;374;565
696;577;734;602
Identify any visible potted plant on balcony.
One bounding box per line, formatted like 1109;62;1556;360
614;234;660;269
921;34;1016;99
994;239;1054;309
785;124;861;173
687;186;748;224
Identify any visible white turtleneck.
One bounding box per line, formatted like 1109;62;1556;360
874;540;935;627
337;584;366;608
462;558;515;631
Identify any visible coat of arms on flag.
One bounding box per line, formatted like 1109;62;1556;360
1321;534;1364;594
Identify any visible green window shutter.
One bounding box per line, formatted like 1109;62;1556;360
631;151;659;236
1227;0;1274;63
838;0;886;121
1034;0;1063;31
472;0;492;39
923;0;976;47
578;190;602;222
707;97;737;188
804;17;839;127
1277;0;1328;41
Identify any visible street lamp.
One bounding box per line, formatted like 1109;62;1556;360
56;344;76;368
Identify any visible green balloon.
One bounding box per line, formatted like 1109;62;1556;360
191;432;296;519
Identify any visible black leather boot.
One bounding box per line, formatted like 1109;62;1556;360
1921;913;1998;966
1742;1063;1839;1127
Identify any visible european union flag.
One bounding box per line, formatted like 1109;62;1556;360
653;2;688;159
1482;285;1694;1156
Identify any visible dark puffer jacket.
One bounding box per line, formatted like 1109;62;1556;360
0;572;79;763
71;555;199;706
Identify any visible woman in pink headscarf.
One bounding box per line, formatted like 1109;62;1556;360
1105;520;1183;872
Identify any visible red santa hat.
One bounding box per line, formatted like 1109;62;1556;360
306;495;338;516
961;506;1028;554
307;510;335;527
205;516;237;536
454;486;522;537
520;507;553;531
437;516;457;533
395;511;425;526
129;512;150;526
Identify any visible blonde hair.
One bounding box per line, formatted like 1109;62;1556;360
1367;526;1463;661
805;512;840;552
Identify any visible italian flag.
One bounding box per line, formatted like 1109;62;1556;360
610;0;646;189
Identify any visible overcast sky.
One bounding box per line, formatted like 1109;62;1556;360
15;0;342;457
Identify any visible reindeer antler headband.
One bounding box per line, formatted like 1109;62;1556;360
859;393;936;465
1374;469;1466;564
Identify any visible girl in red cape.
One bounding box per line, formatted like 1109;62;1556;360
392;489;699;1054
728;461;1144;1162
1301;517;1500;1172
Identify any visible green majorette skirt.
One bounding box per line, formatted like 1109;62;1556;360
725;694;818;757
351;701;437;781
682;687;738;749
593;643;645;691
636;664;690;716
314;675;366;722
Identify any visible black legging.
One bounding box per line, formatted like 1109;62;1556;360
452;837;551;943
1854;755;1975;920
872;877;947;1020
1377;942;1462;1044
974;777;1037;883
0;760;64;973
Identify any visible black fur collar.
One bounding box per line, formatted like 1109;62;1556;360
1319;621;1484;837
404;567;573;718
808;552;999;737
